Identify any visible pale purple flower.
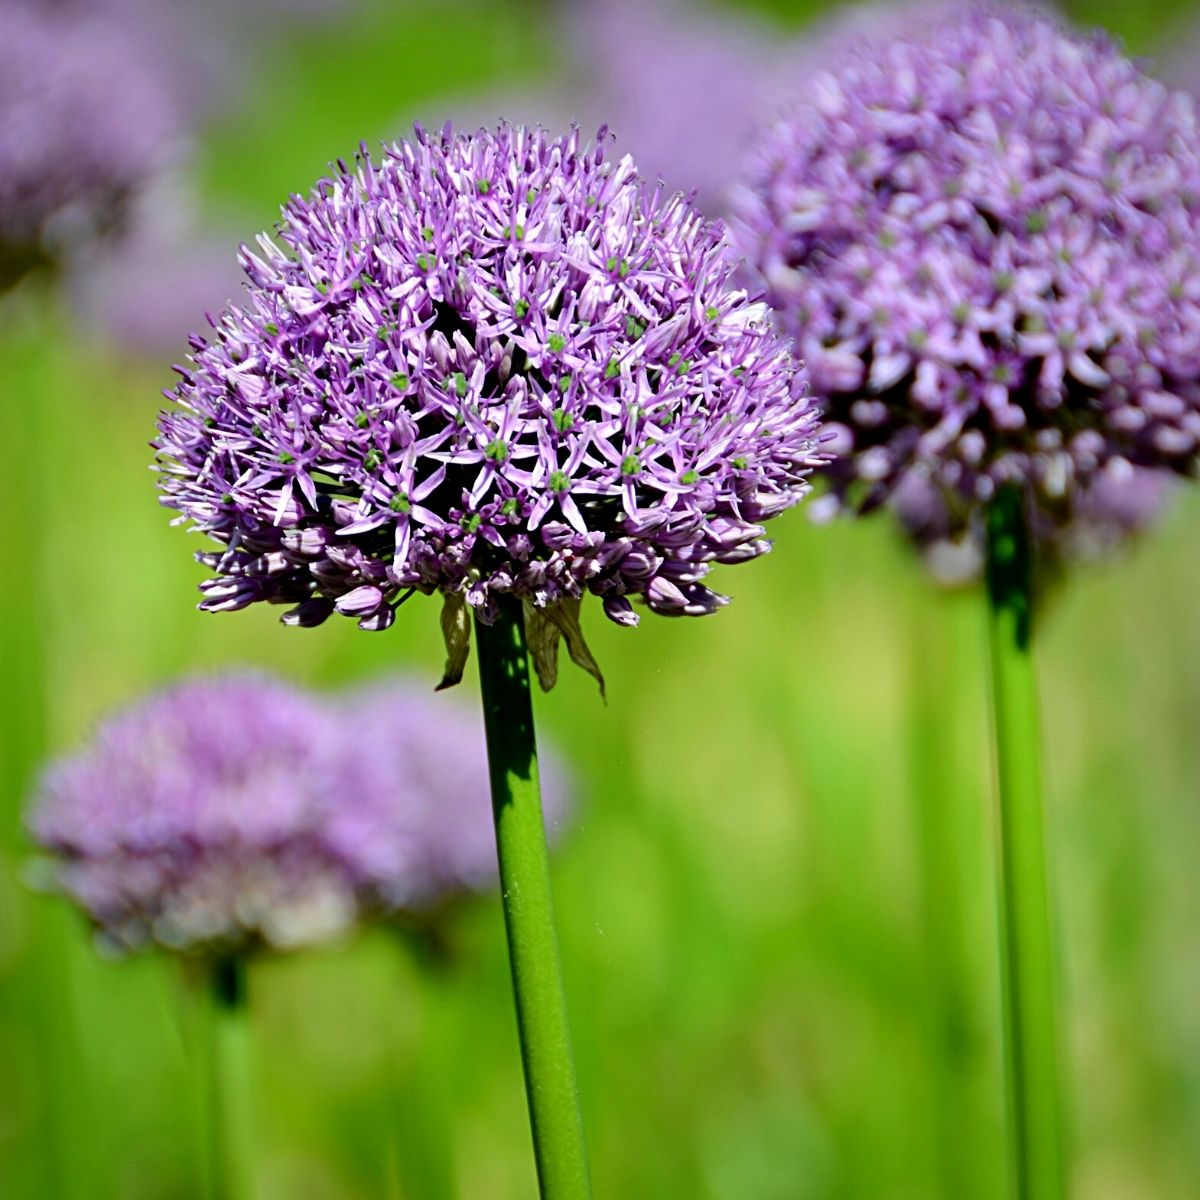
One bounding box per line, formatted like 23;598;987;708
27;674;357;955
890;463;1171;585
155;123;822;684
324;681;573;911
561;0;974;217
734;4;1200;553
561;0;793;213
27;671;577;954
0;1;179;285
69;178;246;357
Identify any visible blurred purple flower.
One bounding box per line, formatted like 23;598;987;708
155;123;822;686
325;680;573;911
68;177;246;357
733;4;1200;558
0;1;180;286
889;463;1171;586
83;0;350;126
28;671;578;954
561;0;793;213
561;0;973;216
27;674;357;955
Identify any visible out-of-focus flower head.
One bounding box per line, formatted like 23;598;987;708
324;680;573;912
68;173;246;357
27;675;357;956
0;1;180;287
561;0;792;213
891;462;1172;586
733;3;1200;561
555;0;970;217
155;123;823;689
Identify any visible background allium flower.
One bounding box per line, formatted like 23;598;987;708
156;123;821;684
890;463;1171;586
0;1;179;285
325;681;573;911
27;675;357;955
733;4;1200;549
561;0;793;213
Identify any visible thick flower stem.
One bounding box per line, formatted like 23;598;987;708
908;598;985;1198
474;598;592;1200
985;487;1066;1200
198;956;256;1200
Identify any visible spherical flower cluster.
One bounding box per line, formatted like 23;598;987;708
323;680;572;911
155;123;822;683
733;4;1200;547
27;673;575;955
0;2;178;284
28;675;355;955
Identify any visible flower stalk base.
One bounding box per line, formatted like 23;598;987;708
985;487;1066;1200
474;597;592;1200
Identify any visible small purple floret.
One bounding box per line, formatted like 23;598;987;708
155;123;822;647
733;4;1200;550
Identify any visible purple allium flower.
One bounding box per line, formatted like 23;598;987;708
0;1;179;286
27;674;358;955
155;123;822;686
733;4;1200;551
69;177;245;358
889;462;1171;585
324;681;573;911
561;0;793;214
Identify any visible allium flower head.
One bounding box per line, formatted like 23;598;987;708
324;681;573;911
28;675;357;955
0;2;178;284
733;4;1200;548
155;123;822;687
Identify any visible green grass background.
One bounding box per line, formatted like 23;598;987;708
2;1;1199;1196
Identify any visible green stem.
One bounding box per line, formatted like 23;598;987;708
388;933;456;1200
196;957;256;1200
985;487;1066;1200
909;598;988;1198
474;597;592;1200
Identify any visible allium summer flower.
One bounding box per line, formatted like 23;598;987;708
28;675;357;955
890;462;1170;584
156;123;822;686
562;0;792;212
734;4;1200;545
0;2;178;284
325;681;573;911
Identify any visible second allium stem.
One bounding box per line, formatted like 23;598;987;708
474;597;592;1200
985;487;1066;1200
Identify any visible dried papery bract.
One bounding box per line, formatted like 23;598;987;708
734;7;1200;1198
154;121;822;1199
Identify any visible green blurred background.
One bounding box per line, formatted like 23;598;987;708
2;1;1199;1196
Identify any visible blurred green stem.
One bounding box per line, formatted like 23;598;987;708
909;598;984;1198
474;598;592;1200
195;956;256;1200
985;487;1066;1200
388;932;456;1200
